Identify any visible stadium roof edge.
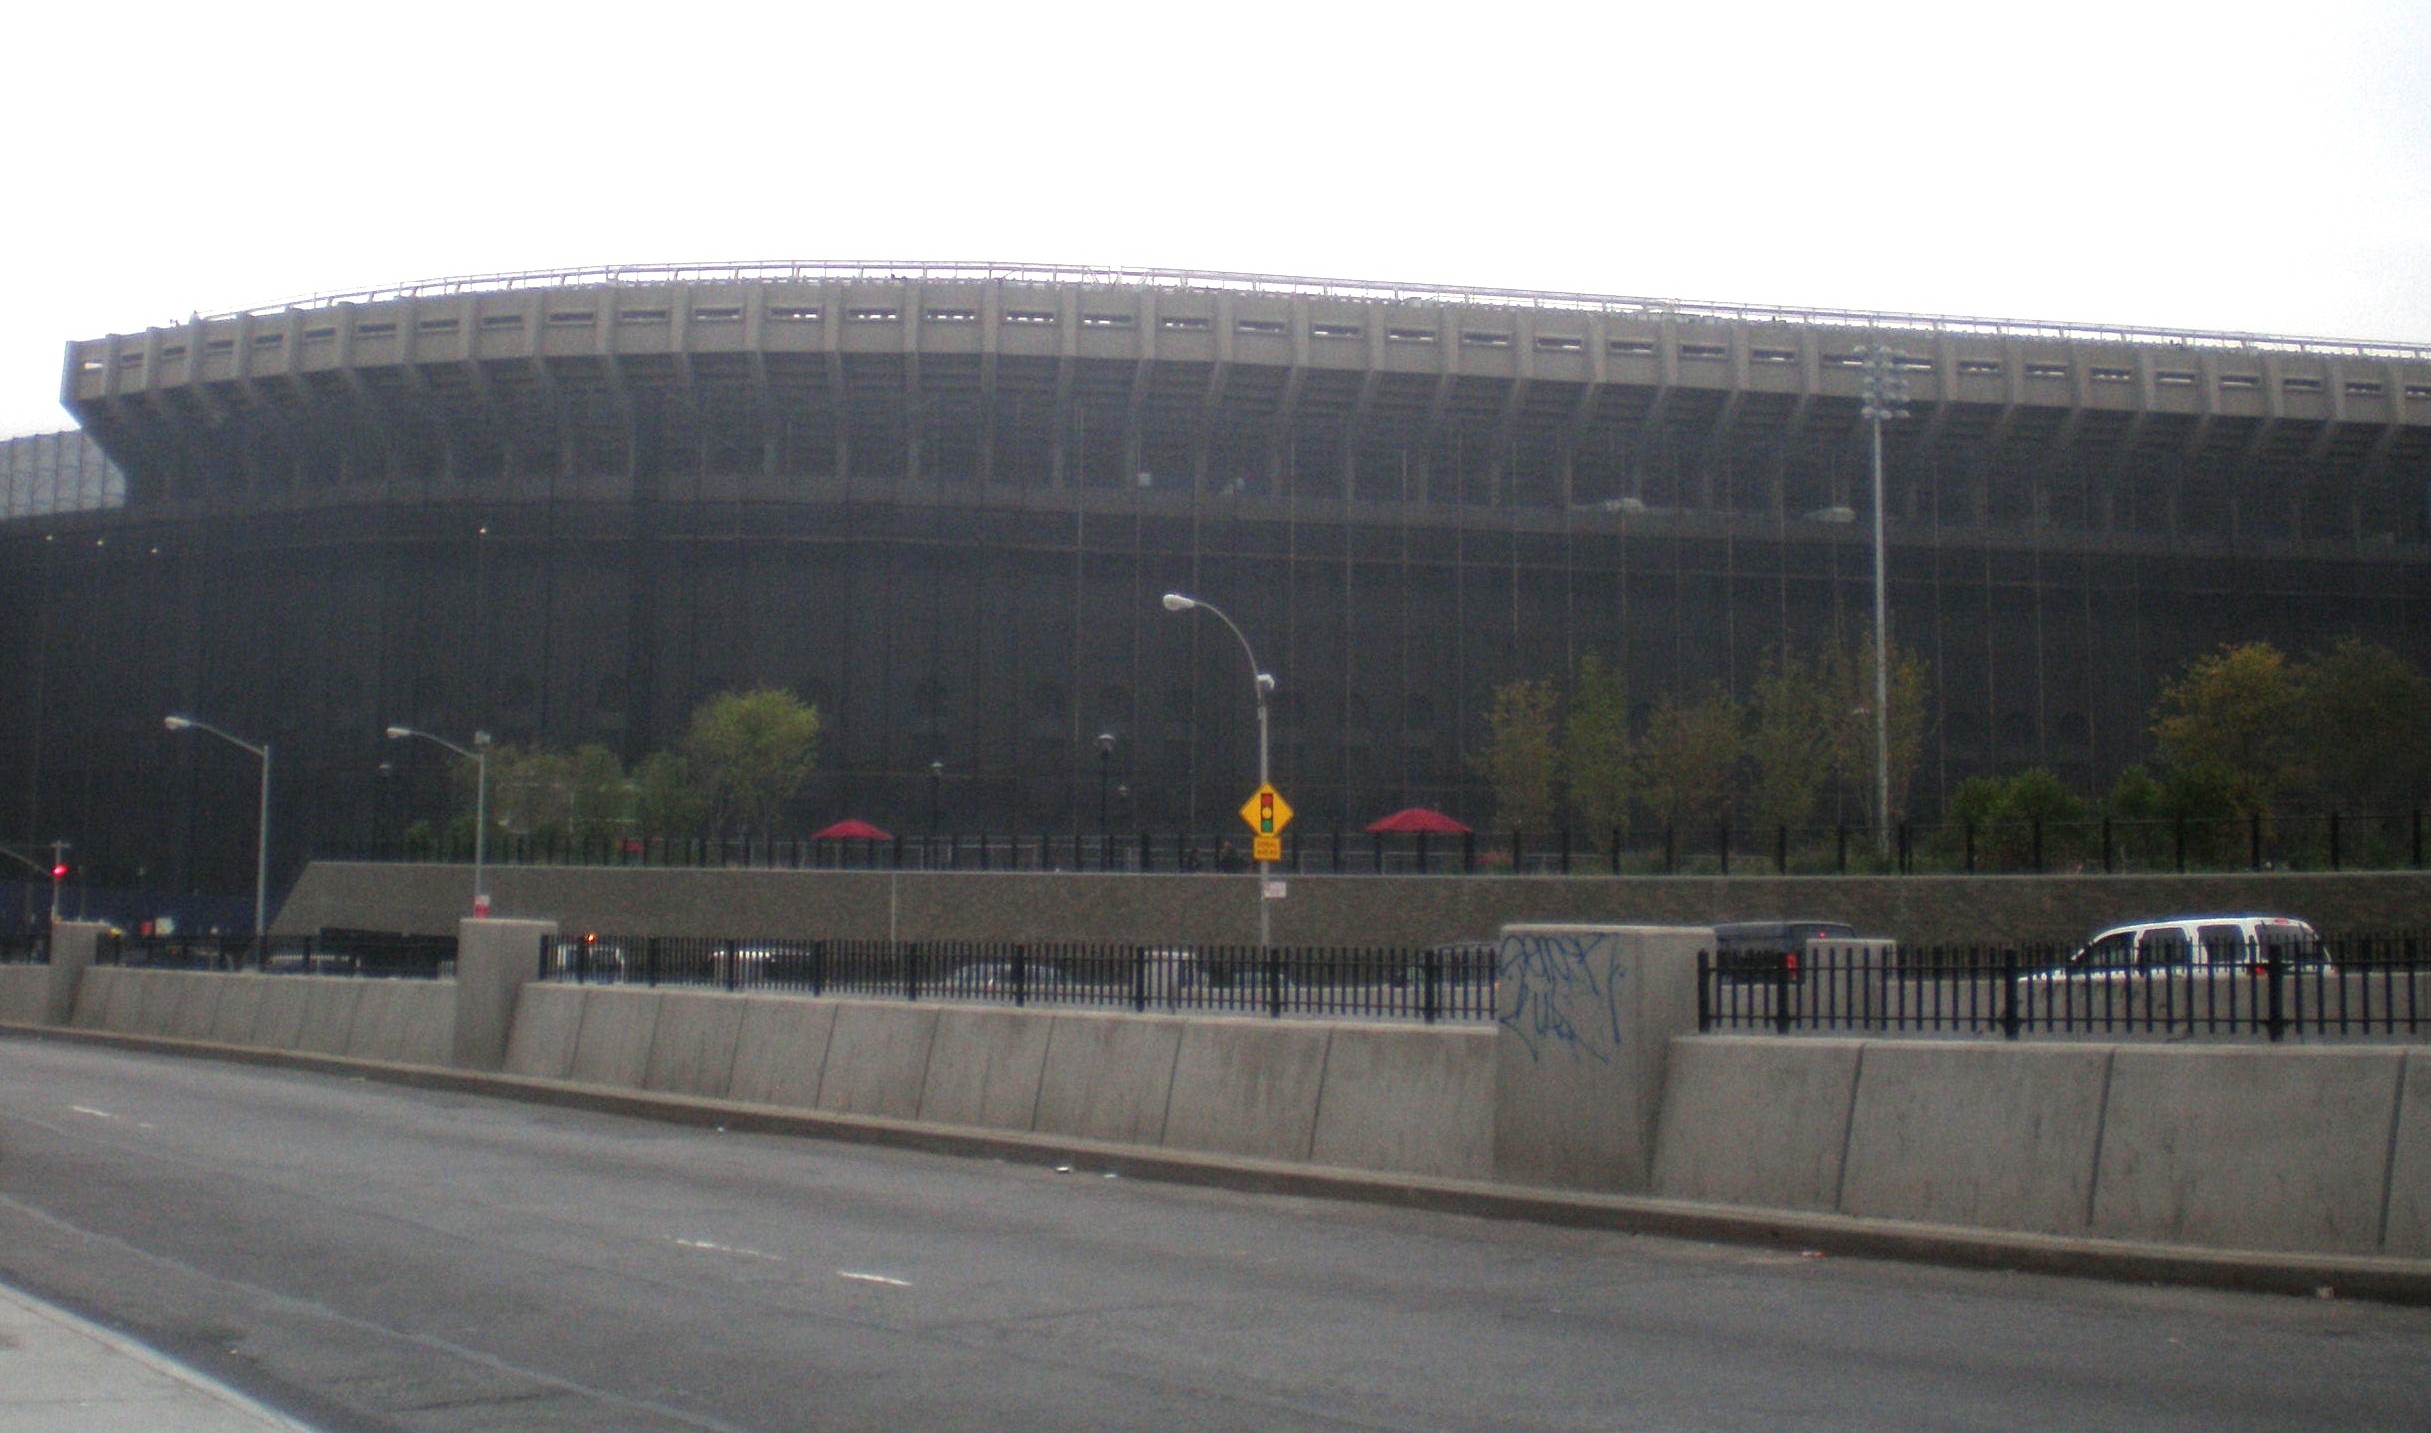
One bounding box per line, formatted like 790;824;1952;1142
187;260;2431;364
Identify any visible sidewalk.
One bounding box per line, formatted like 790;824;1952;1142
0;1281;310;1432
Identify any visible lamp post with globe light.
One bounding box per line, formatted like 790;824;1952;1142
1161;592;1274;948
164;715;270;958
386;726;493;915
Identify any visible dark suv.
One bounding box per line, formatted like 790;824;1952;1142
1711;920;1859;984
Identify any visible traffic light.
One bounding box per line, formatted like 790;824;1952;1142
50;863;65;881
1258;791;1275;834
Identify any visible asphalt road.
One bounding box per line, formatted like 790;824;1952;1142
2;1038;2426;1432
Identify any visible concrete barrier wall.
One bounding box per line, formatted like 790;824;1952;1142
0;967;47;1024
1656;1035;2424;1257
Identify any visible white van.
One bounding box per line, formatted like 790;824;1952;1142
2061;915;2326;975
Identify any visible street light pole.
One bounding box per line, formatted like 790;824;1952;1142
1162;592;1274;948
1859;345;1911;861
386;726;492;915
164;715;270;958
1097;732;1116;839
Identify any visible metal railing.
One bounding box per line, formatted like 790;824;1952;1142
208;259;2431;361
1699;934;2430;1042
541;934;1494;1024
355;806;2431;878
0;932;46;965
96;929;457;979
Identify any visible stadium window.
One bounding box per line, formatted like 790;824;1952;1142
1608;338;1656;357
1080;313;1134;329
354;322;398;338
2407;385;2431;401
159;345;187;358
1387;328;1438;344
1312;324;1362;340
2346;381;2386;398
691;306;744;322
847;307;899;323
78;357;102;372
116;351;145;366
479;314;526;330
415;317;458;334
1677;343;1726;361
1460;331;1511;348
252;333;283;349
547;310;596;326
2155;371;2198;387
2282;376;2325;394
1004;310;1056;326
301;327;335;344
1956;358;2002;377
617;308;670;324
1749;347;1794;364
2024;362;2069;380
924;309;977;324
2219;373;2261;391
1891;353;1935;371
2088;367;2133;384
769;306;822;322
1536;334;1586;353
1159;315;1210;331
1236;319;1289;337
1821;350;1866;368
204;338;235;355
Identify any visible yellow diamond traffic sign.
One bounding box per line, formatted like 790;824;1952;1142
1239;782;1293;836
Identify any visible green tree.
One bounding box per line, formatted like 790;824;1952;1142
682;688;823;840
2150;641;2297;820
1639;686;1742;834
1944;767;2087;869
567;744;632;848
2289;637;2431;814
1477;677;1561;835
1562;654;1634;844
635;750;708;842
1743;648;1833;837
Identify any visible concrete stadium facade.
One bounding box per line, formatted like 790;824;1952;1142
11;261;2431;903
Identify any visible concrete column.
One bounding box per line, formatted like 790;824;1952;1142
1493;923;1707;1192
453;917;555;1071
44;921;106;1027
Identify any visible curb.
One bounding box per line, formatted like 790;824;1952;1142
9;1020;2430;1308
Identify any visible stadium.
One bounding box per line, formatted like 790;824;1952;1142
6;260;2431;910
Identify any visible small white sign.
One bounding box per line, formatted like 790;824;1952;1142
1262;879;1288;900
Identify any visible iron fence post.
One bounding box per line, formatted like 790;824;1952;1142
1696;949;1710;1033
646;936;660;988
2265;953;2286;1043
1421;943;1441;1025
1012;943;1028;1008
1131;944;1147;1012
1267;945;1284;1019
2001;948;2021;1041
906;942;921;1002
1773;953;1793;1035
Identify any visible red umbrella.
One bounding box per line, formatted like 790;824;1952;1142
1364;807;1472;835
812;819;893;841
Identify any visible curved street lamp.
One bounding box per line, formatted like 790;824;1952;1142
1162;592;1276;948
164;715;270;956
386;726;493;915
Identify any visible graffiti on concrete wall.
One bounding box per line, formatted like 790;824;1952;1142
1497;931;1625;1065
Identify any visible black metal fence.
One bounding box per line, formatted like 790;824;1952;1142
96;928;459;979
0;931;45;965
541;934;1494;1024
1699;933;2431;1042
342;805;2431;878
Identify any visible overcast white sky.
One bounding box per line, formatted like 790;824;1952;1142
4;0;2429;438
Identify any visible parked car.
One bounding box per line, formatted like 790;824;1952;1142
2057;915;2326;975
1710;920;1860;984
940;959;1067;999
1390;939;1498;988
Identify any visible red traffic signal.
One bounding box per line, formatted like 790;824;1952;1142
50;864;66;880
